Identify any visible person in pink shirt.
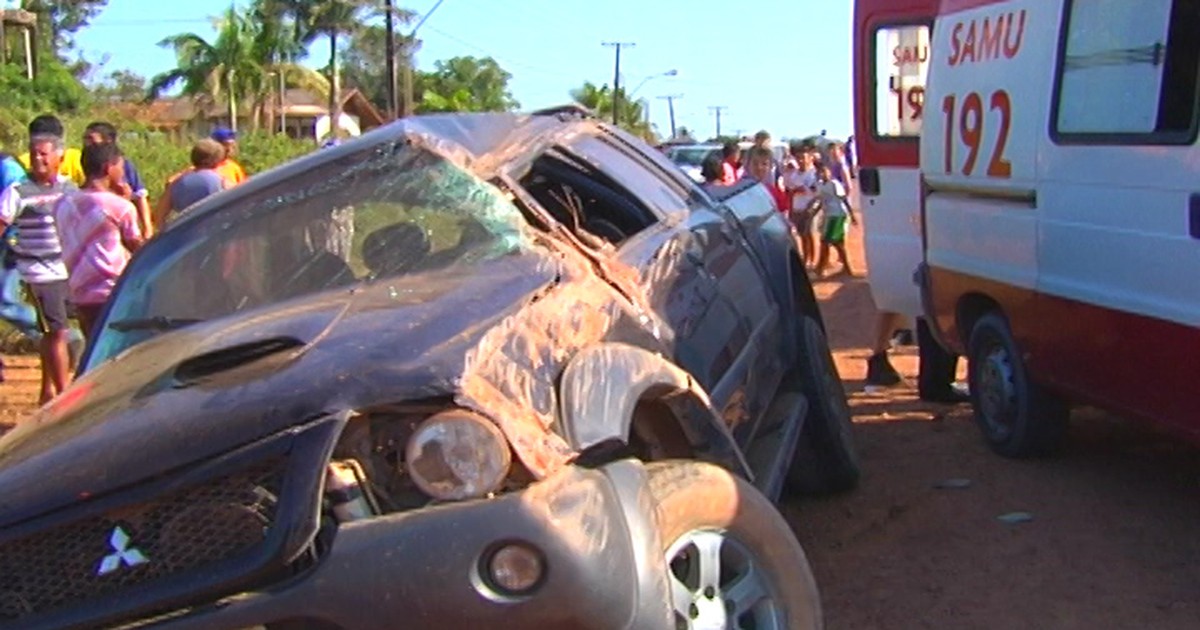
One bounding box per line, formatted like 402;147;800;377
55;142;145;343
719;141;741;185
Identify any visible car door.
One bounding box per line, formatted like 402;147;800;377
564;133;779;440
695;185;787;442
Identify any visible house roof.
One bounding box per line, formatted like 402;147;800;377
132;88;387;128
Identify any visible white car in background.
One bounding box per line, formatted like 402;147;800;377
664;144;720;183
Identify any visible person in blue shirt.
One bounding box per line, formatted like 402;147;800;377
82;121;154;238
0;152;39;342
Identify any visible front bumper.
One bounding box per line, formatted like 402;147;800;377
143;459;672;630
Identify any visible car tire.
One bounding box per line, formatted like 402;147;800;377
648;461;823;630
784;316;860;495
967;312;1069;457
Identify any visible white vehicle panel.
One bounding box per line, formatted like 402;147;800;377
925;194;1038;291
863;168;923;316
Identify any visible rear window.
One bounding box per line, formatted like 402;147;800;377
874;24;932;138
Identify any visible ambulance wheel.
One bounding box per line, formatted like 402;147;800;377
967;313;1069;458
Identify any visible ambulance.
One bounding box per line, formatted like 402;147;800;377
919;0;1200;456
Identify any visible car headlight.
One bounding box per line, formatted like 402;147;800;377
405;409;512;501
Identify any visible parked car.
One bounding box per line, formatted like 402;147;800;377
664;143;720;183
0;108;859;630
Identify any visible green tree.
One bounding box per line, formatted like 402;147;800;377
278;0;370;138
339;25;393;112
0;59;89;113
416;56;518;114
93;69;146;103
148;8;262;131
23;0;109;53
250;1;307;68
149;7;327;132
569;81;651;137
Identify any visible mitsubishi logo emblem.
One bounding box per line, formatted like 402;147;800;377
96;526;149;576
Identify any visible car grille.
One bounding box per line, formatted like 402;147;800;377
0;460;285;622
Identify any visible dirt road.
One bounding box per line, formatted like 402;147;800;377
0;231;1197;629
798;230;1200;629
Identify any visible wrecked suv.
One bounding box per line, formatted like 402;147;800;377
0;109;858;629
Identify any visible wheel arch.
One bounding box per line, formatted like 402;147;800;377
956;292;1004;347
559;343;751;477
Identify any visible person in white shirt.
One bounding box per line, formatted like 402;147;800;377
783;148;820;268
0;134;77;402
810;162;858;277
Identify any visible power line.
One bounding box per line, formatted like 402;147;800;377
86;18;214;27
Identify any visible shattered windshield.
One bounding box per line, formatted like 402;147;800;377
88;142;532;366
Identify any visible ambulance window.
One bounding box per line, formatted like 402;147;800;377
1053;0;1200;142
873;24;931;138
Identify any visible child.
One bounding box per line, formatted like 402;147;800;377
783;149;819;268
810;162;858;277
743;146;789;213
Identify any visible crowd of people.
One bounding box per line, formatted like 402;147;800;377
0;113;249;402
693;130;966;403
700;131;860;278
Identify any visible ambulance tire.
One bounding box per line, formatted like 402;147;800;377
967;313;1069;458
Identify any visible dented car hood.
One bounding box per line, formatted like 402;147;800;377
0;252;581;527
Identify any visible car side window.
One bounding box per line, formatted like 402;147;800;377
566;135;692;218
519;147;658;246
598;127;708;195
1053;0;1200;143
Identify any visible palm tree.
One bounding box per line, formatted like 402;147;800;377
570;82;652;137
249;2;327;131
306;1;368;139
148;7;262;131
150;5;329;132
260;0;367;139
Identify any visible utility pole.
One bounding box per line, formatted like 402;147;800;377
400;0;448;118
657;94;682;139
384;0;398;119
602;41;635;125
708;105;729;139
400;36;414;118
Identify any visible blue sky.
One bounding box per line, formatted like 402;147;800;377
75;0;854;140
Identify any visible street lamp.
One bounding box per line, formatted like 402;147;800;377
628;69;678;100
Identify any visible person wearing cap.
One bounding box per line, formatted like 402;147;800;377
155;139;231;227
210;127;247;186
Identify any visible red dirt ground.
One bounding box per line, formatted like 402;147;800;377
793;228;1200;629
